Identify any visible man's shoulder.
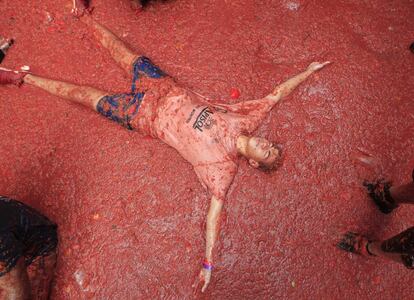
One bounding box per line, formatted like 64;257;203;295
193;159;238;199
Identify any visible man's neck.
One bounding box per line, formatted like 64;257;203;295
236;135;249;156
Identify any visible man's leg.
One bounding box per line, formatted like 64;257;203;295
23;74;108;111
1;68;142;129
74;9;167;87
81;16;141;75
216;61;330;132
0;258;31;300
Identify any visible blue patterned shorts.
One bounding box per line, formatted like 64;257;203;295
96;56;166;129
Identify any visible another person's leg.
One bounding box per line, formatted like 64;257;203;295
389;182;414;205
338;228;414;269
378;226;414;268
0;258;31;300
364;169;414;214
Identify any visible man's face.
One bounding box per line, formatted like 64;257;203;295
245;137;280;169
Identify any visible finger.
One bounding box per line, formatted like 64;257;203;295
192;279;202;296
201;280;209;293
191;272;202;289
322;61;331;66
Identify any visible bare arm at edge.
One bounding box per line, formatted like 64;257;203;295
212;61;331;133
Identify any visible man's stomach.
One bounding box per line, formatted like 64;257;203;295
155;91;218;148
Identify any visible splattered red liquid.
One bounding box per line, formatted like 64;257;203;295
0;0;413;299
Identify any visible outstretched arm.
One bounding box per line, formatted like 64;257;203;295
268;61;331;102
215;61;331;132
198;195;224;293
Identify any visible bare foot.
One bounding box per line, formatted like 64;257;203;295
71;0;92;17
130;0;144;12
337;232;374;256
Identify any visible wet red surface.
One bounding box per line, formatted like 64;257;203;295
1;0;414;298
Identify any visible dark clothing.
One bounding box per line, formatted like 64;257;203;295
381;226;414;269
96;92;145;129
0;50;5;64
0;196;57;277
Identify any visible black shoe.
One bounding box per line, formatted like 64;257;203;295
337;232;374;256
363;179;398;214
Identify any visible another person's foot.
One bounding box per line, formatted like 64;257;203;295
0;37;14;51
130;0;144;12
0;37;14;64
363;179;398;214
0;67;26;86
71;0;92;17
337;232;374;256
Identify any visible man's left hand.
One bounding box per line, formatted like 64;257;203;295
198;268;212;292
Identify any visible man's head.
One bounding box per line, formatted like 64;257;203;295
237;136;281;170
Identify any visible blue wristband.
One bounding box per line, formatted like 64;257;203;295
202;262;213;271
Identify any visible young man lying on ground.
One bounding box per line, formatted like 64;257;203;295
0;1;330;292
0;196;58;300
338;169;414;269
